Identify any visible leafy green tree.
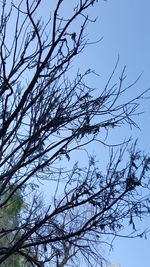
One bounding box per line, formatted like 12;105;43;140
0;187;31;266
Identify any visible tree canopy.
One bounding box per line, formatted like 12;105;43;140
0;0;150;266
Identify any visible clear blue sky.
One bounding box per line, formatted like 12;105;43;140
40;1;150;266
2;1;149;266
88;1;150;267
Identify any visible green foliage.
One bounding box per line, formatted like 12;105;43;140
0;254;27;267
0;186;24;228
0;187;30;266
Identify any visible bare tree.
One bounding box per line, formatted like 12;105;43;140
0;0;150;266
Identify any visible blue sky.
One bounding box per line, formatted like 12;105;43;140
90;1;150;266
25;1;150;266
0;1;149;266
39;1;150;266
